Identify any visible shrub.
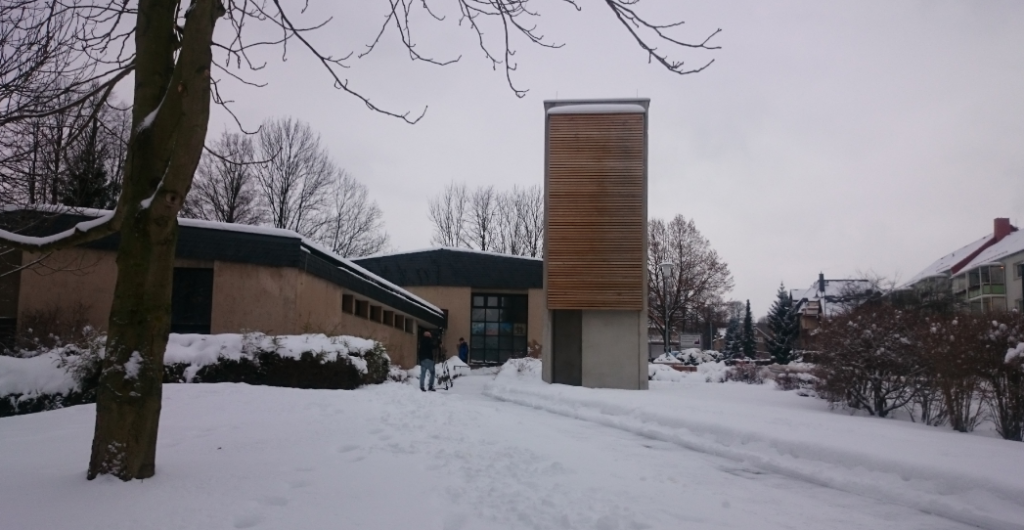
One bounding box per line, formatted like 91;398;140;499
15;303;92;351
725;363;766;384
814;303;922;418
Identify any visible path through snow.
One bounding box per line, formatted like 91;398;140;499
0;374;977;530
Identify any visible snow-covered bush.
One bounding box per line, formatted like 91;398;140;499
675;349;723;366
652;353;679;364
164;333;388;389
648;363;687;382
2;333;392;417
768;363;817;392
724;363;766;385
814;304;922;418
698;361;728;383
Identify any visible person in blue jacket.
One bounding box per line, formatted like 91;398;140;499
457;337;469;364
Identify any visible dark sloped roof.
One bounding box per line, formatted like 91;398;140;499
0;208;445;326
353;248;543;289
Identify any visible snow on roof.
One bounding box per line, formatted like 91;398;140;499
299;238;443;315
954;229;1024;274
792;279;875;317
547;104;646;115
901;234;993;288
364;246;543;262
2;205;442;319
791;279;873;302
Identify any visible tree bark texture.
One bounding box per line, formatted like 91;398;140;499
87;0;223;481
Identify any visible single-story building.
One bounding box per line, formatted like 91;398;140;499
0;208;445;368
353;248;544;365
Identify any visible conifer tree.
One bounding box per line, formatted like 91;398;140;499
723;314;742;358
61;120;119;209
766;284;800;365
741;300;756;358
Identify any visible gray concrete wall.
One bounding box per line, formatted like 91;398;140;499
581;310;648;390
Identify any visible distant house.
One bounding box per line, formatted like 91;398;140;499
790;273;876;349
903;218;1023;313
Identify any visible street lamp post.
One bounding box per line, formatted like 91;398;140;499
659;262;674;357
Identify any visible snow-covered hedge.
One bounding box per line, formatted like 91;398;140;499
1;333;390;417
674;348;724;366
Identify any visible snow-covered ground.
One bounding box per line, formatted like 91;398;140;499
0;369;1016;530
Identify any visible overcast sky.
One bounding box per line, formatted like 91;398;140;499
204;0;1024;317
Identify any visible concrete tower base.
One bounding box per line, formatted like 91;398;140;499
542;309;648;390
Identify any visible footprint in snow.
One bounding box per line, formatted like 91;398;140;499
233;513;264;529
287;478;312;489
258;496;289;508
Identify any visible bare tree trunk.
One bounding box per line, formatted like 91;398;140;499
87;0;221;481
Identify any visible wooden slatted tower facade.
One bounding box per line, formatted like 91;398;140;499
542;99;650;390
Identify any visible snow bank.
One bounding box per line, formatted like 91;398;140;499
1007;342;1024;363
652;353;679;364
407;355;473;384
2;333;384;399
648;363;689;382
485;363;1024;530
166;333;378;375
0;353;76;396
697;361;729;383
493;357;543;383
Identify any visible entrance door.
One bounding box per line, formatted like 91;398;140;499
171;268;214;334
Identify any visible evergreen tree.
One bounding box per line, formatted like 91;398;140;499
723;314;742;359
766;284;799;365
741;300;756;358
61;120;119;209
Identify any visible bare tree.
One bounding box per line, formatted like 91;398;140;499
0;0;720;481
648;215;734;345
428;182;544;256
428;181;468;247
253;117;334;237
518;185;544;258
494;188;524;256
315;171;390;258
467;185;498;251
180;131;263;225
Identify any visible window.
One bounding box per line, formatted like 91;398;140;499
394;314;405;330
342;294;354;314
470;294;528;364
404;318;413;333
383;310;394;327
171;268;214;334
1016;262;1024;280
355;300;369;319
370;305;382;322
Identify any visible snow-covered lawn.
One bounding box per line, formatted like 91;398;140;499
0;368;1016;530
488;362;1024;530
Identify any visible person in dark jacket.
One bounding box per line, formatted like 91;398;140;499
418;330;436;392
457;337;469;363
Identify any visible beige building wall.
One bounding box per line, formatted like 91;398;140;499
16;248;426;367
406;286;472;359
18;249;118;332
211;261;298;335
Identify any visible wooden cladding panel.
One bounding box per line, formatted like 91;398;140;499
546;112;646;310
